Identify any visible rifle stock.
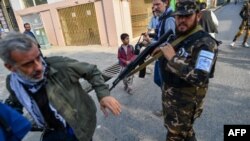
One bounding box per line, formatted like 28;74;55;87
109;30;174;91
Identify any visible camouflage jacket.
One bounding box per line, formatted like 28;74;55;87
5;56;110;141
240;2;250;27
164;29;219;88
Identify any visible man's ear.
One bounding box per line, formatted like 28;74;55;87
4;63;16;72
196;12;202;22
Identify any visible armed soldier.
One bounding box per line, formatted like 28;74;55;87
153;0;219;140
230;0;250;48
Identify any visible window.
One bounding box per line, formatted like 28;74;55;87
35;0;47;5
23;0;35;8
23;0;47;8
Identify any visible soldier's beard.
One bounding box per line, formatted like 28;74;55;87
176;17;199;36
177;23;198;36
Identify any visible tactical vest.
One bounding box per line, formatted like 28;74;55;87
154;9;174;85
154;9;173;40
164;31;218;87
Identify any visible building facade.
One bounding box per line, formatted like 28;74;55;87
0;0;18;34
10;0;158;47
9;0;222;47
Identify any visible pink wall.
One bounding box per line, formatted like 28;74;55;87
101;0;119;47
94;1;108;46
40;10;58;46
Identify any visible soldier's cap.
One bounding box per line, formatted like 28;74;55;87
172;0;199;16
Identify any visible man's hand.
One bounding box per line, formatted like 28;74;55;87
126;61;131;65
142;33;151;43
100;96;121;117
160;43;176;61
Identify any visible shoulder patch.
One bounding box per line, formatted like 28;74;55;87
195;50;215;73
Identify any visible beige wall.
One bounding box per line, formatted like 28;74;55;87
12;0;133;47
118;0;133;41
100;0;133;47
120;0;132;38
47;0;64;4
101;0;119;47
94;1;108;46
40;11;58;46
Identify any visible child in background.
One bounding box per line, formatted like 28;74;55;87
118;33;136;94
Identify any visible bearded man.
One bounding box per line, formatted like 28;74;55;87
155;0;219;140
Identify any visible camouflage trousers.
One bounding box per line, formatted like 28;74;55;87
233;20;250;43
162;84;207;141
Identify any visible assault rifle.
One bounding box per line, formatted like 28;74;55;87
109;30;174;91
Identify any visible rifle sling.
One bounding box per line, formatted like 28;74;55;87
128;25;203;76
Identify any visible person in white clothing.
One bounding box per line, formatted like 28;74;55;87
199;2;219;38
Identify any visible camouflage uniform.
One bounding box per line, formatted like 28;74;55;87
5;56;110;141
161;29;218;141
239;2;250;30
232;1;250;45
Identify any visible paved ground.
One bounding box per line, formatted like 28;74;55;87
0;2;249;141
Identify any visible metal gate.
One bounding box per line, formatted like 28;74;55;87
130;0;152;37
58;3;101;46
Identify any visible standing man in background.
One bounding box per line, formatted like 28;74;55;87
23;23;41;49
143;0;176;117
230;0;250;48
158;0;219;140
199;2;219;38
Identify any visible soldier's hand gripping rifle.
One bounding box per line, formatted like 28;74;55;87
109;30;174;91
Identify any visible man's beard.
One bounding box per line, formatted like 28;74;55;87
155;11;162;17
176;17;198;36
16;69;44;83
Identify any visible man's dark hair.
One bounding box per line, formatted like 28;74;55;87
200;2;207;10
23;23;30;27
120;33;129;40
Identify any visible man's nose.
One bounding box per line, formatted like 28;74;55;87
178;17;187;22
34;59;43;71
